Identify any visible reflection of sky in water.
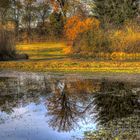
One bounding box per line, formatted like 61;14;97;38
0;98;97;140
0;73;139;140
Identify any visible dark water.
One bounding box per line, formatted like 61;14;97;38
0;73;139;140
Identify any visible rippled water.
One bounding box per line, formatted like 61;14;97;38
0;72;139;140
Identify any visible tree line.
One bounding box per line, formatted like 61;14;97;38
0;0;139;40
0;0;90;41
0;0;140;58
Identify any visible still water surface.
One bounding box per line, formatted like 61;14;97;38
0;72;139;140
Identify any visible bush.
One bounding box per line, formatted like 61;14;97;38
73;28;111;55
0;29;16;60
65;16;99;42
65;16;110;56
65;17;140;60
110;20;140;53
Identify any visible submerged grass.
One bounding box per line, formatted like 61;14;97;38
0;42;140;73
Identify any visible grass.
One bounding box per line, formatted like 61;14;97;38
17;42;66;59
0;42;140;74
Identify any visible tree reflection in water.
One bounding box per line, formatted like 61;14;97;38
46;80;95;132
85;80;140;140
0;75;139;139
0;76;96;130
0;77;43;116
94;83;140;124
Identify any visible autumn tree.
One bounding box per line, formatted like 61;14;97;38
65;15;99;41
50;0;68;18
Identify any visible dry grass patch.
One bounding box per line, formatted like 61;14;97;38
0;42;140;73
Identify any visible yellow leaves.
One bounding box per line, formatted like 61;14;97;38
113;30;123;38
65;16;100;41
110;22;140;52
85;18;100;30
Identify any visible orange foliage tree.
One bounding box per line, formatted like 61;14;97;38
50;0;68;17
50;0;59;12
64;16;100;41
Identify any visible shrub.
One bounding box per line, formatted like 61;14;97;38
0;29;16;60
110;20;140;53
65;16;110;56
65;16;140;60
65;16;99;42
73;28;111;55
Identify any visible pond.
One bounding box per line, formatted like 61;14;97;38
0;72;139;140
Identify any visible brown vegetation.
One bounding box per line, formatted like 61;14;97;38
0;29;28;61
0;29;16;60
64;19;140;60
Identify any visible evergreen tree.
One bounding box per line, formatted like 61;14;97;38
49;12;64;39
94;0;139;25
